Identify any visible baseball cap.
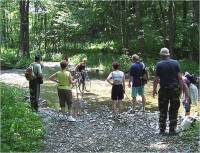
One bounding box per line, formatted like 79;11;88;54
159;48;170;55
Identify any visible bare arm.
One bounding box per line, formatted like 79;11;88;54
183;83;189;103
106;72;113;85
75;64;81;72
153;76;159;98
69;73;77;84
178;72;183;96
128;76;133;88
122;73;125;93
49;73;59;83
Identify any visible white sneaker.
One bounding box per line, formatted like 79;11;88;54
68;116;76;122
127;108;135;114
59;114;67;120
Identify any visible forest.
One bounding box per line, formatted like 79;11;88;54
1;1;200;152
1;0;199;63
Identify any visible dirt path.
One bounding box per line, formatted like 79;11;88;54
0;62;199;152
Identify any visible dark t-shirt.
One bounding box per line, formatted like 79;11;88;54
130;61;144;87
155;58;180;86
77;64;85;72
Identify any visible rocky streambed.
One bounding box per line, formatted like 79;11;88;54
39;106;199;153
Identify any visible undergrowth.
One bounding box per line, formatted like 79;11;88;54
1;84;45;152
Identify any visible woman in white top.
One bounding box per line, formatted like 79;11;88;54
107;62;125;117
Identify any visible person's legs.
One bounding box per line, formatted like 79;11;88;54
130;87;138;112
64;90;73;116
112;100;117;115
58;89;66;115
29;79;39;112
169;87;180;132
158;87;170;132
64;90;76;121
117;85;124;114
138;85;146;111
118;100;122;114
111;85;118;115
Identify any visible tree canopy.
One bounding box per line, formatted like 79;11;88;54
1;0;199;61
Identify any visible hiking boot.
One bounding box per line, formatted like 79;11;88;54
68;116;76;122
158;130;166;136
127;109;135;114
168;129;178;136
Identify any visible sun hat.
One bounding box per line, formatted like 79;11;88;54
132;54;140;60
159;48;170;56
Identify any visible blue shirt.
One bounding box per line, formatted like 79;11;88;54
155;58;180;86
130;61;144;87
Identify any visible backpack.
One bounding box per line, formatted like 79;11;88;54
141;67;149;85
25;64;34;80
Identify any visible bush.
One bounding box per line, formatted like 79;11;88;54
1;53;32;69
1;84;45;152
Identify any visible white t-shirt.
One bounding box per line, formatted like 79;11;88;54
112;71;124;82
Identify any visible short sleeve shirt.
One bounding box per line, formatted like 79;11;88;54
130;61;144;87
155;58;180;86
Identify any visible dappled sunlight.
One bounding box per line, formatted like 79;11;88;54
0;70;28;87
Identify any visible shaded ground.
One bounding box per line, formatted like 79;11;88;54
0;62;199;152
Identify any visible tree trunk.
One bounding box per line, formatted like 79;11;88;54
189;1;199;60
159;2;168;47
182;1;187;48
44;13;47;53
135;1;146;54
168;1;174;57
120;1;129;54
20;0;30;58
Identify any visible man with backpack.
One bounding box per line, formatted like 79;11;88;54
28;55;43;112
128;54;147;113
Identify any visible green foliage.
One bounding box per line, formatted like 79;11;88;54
1;84;45;152
1;52;32;69
179;59;199;75
180;120;200;143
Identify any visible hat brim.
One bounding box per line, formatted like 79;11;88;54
159;53;170;56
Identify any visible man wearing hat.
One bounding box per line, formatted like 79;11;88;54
128;54;146;113
153;47;183;135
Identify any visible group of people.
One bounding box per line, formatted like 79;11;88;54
28;47;198;134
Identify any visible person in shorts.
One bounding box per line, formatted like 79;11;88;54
49;60;77;121
128;54;146;113
107;62;125;117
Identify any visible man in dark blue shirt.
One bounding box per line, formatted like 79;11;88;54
128;54;146;113
153;48;183;135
